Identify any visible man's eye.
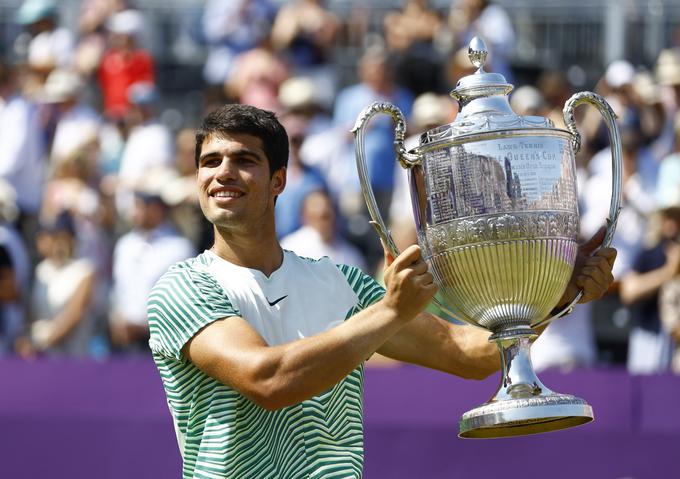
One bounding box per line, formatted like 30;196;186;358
203;158;220;167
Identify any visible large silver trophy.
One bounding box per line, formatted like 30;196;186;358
352;37;622;438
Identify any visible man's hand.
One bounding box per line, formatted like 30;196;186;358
382;244;438;322
559;226;617;307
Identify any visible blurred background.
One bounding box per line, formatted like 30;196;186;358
1;0;680;478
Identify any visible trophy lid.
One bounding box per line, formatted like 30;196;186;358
450;37;514;107
418;37;557;147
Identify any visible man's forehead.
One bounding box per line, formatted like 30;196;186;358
200;132;265;157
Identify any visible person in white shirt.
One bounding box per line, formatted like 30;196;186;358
116;83;174;220
110;179;195;351
39;68;101;163
0;62;45;217
281;189;366;270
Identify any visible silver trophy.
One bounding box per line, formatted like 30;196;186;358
352;37;622;438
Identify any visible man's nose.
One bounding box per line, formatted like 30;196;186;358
214;157;237;180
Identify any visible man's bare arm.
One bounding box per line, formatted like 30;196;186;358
183;245;437;410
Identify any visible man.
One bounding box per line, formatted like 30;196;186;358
148;104;616;478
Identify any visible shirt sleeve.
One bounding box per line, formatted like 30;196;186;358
148;262;240;360
336;264;385;311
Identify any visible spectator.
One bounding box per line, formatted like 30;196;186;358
653;47;680;160
164;128;213;252
581;119;657;280
116;82;174;220
509;85;548;117
271;0;341;108
224;38;289;113
0;61;46;225
15;0;75;75
30;211;97;356
383;0;445;96
620;203;679;374
0;244;20;355
275;114;326;238
38;68;101;163
74;0;122;78
109;173;195;352
333;44;414;218
201;0;276;87
659;268;680;374
278;76;332;134
98;9;154;119
537;70;573;131
447;0;515;82
281;189;366;270
0;180;29;356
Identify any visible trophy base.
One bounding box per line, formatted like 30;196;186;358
458;393;593;438
458;333;594;438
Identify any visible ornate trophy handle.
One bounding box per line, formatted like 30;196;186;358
351;101;420;259
536;92;623;328
351;101;471;324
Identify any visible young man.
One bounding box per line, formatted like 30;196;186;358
148;104;616;478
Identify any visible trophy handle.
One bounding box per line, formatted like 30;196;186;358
535;92;623;328
351;102;472;324
351;101;421;259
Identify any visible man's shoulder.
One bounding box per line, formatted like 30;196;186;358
151;253;214;293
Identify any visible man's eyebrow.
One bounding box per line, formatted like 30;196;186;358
199;148;262;163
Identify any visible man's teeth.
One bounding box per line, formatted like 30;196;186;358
214;191;242;198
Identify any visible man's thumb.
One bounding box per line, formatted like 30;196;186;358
580;225;607;256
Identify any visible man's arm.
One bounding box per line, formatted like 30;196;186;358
376;229;617;379
182;245;437;411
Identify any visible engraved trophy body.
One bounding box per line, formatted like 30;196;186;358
352;37;622;438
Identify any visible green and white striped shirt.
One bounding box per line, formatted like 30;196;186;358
148;250;385;478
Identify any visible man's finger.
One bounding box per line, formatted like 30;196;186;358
593;246;617;268
579;225;607;256
392;244;422;269
381;239;395;267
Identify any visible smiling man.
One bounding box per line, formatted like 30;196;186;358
147;104;616;479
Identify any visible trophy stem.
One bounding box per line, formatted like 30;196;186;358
495;334;550;401
458;328;593;439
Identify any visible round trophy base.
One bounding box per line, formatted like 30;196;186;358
458;393;593;439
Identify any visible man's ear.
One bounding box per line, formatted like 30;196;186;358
271;167;286;195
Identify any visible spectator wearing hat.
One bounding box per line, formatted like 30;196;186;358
30;210;97;356
278;76;332;135
110;172;195;352
39;68;101;164
98;9;155;119
16;0;75;74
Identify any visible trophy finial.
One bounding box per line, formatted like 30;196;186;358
468;37;488;72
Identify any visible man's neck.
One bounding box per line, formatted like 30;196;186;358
211;226;284;277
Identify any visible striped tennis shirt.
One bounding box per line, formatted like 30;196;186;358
148;250;385;478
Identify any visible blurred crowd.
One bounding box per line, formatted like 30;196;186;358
0;0;680;375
